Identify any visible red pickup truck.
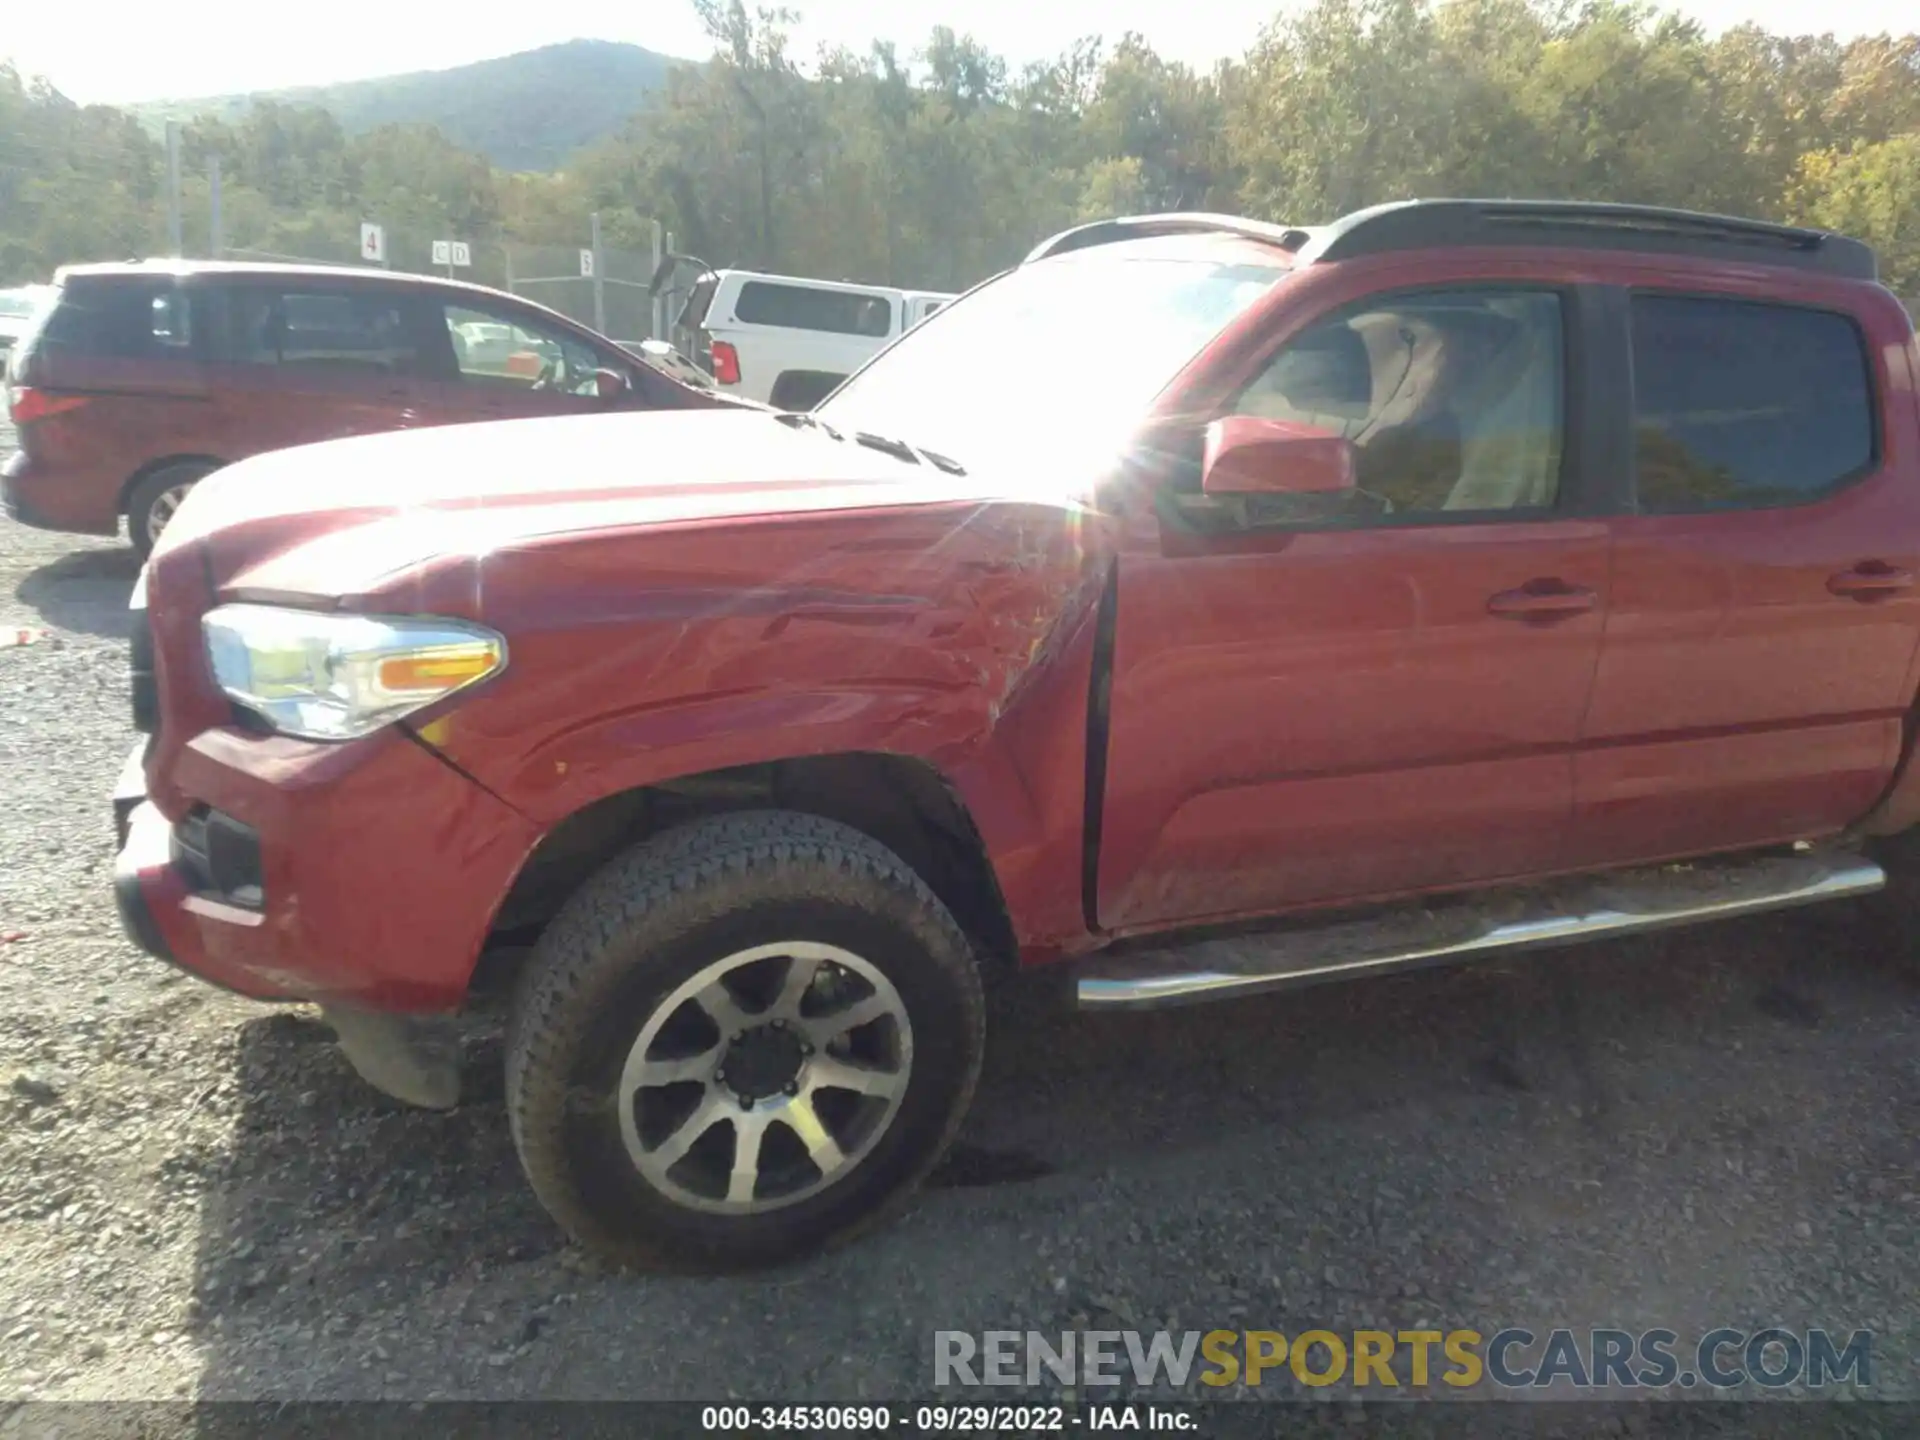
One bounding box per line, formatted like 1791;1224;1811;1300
112;200;1920;1271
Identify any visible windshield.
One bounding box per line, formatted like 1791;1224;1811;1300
817;248;1284;478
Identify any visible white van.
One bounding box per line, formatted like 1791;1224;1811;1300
671;270;957;410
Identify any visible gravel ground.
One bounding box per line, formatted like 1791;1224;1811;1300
2;482;1918;1414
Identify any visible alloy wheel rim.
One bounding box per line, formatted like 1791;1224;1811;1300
617;941;914;1215
145;483;192;543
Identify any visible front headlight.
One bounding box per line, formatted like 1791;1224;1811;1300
202;604;506;742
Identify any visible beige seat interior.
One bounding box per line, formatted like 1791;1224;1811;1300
1236;301;1560;512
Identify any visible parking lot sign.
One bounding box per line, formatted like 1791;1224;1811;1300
359;223;386;264
579;249;595;278
432;240;452;265
451;242;472;268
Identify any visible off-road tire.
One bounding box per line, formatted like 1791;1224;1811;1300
127;461;218;560
505;810;987;1271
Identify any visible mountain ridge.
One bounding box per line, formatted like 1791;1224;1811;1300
125;39;687;173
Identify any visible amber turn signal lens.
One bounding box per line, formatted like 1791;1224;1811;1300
376;647;498;693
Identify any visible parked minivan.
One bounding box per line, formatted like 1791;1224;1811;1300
2;260;730;556
671;270;957;410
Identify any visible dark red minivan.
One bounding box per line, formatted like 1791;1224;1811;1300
3;260;726;556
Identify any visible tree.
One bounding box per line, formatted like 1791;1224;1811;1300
1789;134;1920;297
2;0;1917;303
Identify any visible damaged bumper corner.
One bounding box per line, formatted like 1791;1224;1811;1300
114;799;464;1110
110;723;536;1110
320;1006;463;1111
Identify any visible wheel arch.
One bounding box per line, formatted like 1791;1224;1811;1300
118;454;226;515
476;751;1020;996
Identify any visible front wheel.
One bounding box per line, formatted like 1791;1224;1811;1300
505;810;986;1271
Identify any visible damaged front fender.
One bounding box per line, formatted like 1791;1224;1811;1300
403;497;1116;957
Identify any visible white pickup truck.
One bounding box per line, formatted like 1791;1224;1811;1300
669;269;956;409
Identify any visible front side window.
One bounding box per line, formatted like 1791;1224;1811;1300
1630;295;1875;512
1227;288;1566;523
443;304;604;396
734;282;893;338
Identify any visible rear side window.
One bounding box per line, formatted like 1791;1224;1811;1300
733;282;892;338
34;280;196;360
1630;296;1876;512
216;287;421;376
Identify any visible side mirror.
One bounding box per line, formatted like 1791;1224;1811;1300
594;367;631;402
1200;415;1356;498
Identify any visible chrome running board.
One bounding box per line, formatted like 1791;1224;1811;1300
1075;850;1884;1011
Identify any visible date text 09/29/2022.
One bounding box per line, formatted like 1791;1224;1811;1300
700;1407;1186;1432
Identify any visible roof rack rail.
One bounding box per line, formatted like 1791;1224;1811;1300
1024;213;1318;264
1024;200;1878;281
1295;199;1877;280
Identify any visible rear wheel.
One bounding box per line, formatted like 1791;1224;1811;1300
127;461;217;559
505;810;986;1271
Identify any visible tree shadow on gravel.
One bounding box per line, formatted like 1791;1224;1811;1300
182;901;1920;1403
16;546;140;639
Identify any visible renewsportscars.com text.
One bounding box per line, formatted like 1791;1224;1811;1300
933;1327;1872;1391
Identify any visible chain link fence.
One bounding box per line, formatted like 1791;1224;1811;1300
498;240;663;344
222;220;670;345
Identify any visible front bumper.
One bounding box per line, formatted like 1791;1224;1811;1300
110;725;542;1012
114;796;189;975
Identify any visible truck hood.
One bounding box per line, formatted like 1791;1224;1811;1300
157;408;1089;605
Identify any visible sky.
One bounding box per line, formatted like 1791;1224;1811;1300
3;0;1913;106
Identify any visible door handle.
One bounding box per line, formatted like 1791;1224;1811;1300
1828;562;1915;601
1487;579;1599;622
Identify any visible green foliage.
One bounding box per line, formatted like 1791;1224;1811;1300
2;4;1918;308
1792;134;1920;295
1;65;166;275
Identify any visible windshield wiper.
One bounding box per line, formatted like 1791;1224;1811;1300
853;430;968;476
773;411;967;476
773;411;843;440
